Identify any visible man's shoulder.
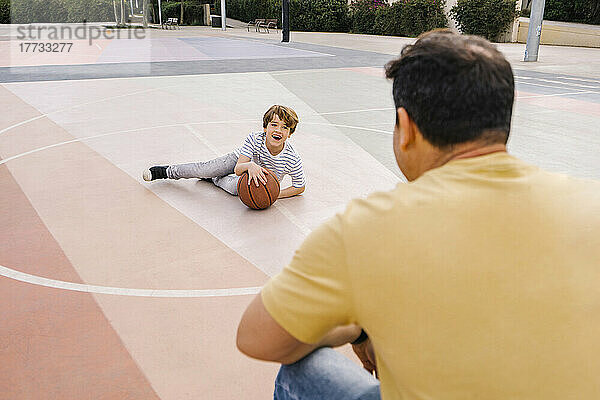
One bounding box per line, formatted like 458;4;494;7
340;161;600;229
341;184;418;226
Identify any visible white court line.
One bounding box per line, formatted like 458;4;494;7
303;121;391;135
557;76;600;84
0;120;390;167
517;90;597;99
273;202;312;236
0;119;254;166
0;86;172;136
515;79;600;93
0;265;261;297
516;76;600;90
319;107;394;116
185;123;222;155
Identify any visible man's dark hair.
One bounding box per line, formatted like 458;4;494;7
385;30;514;148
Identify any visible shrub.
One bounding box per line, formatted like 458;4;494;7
290;0;349;32
64;0;114;22
224;0;349;32
543;0;600;25
373;0;447;37
450;0;519;41
390;0;447;36
10;0;116;23
0;0;10;23
11;0;69;23
222;0;278;24
224;0;447;36
162;1;206;25
349;0;388;35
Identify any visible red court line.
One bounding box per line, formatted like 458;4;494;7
0;160;160;400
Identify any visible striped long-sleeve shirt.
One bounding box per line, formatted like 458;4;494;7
234;132;306;188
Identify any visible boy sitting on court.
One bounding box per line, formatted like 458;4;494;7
143;105;306;199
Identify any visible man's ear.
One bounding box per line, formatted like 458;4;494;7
397;107;416;151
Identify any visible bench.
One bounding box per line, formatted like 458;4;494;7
247;18;265;32
162;17;180;29
257;19;278;33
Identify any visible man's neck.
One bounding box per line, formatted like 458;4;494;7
428;142;507;173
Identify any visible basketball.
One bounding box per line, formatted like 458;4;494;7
237;169;280;210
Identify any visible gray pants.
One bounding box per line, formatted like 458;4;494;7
167;152;240;196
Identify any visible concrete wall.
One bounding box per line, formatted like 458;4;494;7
517;18;600;48
382;0;600;47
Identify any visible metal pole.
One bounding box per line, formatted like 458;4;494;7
524;0;545;62
282;0;289;42
221;0;226;31
158;0;162;26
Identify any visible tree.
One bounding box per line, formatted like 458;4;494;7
143;0;148;26
113;0;119;23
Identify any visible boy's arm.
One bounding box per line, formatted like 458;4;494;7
235;155;267;186
279;186;305;199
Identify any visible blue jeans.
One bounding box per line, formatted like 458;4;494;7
274;348;381;400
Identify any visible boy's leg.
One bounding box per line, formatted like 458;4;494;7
274;348;381;400
166;153;238;180
211;174;240;196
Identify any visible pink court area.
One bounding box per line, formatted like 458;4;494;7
0;66;398;398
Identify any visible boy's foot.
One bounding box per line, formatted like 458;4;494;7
143;166;168;181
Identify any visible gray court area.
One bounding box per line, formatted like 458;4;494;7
0;38;391;82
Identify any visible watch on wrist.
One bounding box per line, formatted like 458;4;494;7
351;329;369;345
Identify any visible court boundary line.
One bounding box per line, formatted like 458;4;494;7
0;120;392;167
0;265;261;297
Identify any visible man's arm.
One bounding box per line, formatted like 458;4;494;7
237;293;361;365
279;186;305;199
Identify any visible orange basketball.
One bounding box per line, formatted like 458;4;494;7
237;169;280;210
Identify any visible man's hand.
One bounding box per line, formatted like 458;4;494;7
247;162;268;187
352;338;377;376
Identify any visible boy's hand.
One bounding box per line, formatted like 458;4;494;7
247;162;268;187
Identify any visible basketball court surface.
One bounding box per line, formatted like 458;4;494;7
1;24;600;399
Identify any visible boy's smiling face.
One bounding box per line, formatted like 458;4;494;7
264;114;291;155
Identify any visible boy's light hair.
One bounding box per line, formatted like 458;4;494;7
263;105;299;134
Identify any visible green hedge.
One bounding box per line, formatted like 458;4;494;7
224;0;278;24
0;0;10;23
225;0;446;36
290;0;349;32
66;0;115;22
543;0;600;25
10;0;114;23
224;0;349;32
162;1;207;25
349;0;386;34
375;0;448;37
450;0;518;41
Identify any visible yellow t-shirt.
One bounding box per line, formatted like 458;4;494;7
262;152;600;400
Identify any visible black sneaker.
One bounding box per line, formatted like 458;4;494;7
143;166;168;181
